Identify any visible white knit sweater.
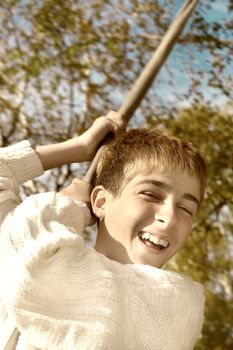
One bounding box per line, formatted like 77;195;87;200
0;141;205;350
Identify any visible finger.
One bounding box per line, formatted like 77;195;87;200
105;117;121;132
105;111;126;131
106;110;123;123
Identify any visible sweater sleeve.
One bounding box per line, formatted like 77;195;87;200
0;140;91;272
0;140;44;225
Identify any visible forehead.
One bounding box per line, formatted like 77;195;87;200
125;167;201;202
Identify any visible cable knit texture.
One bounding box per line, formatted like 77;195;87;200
0;141;205;349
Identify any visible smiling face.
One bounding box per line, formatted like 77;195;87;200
92;168;201;268
92;128;206;268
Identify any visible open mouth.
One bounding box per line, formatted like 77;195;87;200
138;232;169;251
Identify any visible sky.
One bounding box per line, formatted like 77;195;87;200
106;0;232;117
150;0;231;107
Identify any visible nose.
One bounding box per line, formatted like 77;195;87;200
154;200;176;229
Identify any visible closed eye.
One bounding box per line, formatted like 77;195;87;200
139;192;162;201
178;206;193;216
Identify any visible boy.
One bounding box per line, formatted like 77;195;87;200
0;111;206;349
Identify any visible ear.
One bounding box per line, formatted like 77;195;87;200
91;185;107;219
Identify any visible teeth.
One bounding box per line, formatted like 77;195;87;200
141;232;169;247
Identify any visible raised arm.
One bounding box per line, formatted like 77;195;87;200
0;111;123;226
35;111;124;171
36;111;124;208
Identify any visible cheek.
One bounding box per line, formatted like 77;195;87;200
104;200;131;232
106;200;151;232
178;220;193;244
126;201;154;228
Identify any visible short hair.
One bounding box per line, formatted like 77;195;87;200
94;128;207;202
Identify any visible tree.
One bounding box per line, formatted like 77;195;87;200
0;1;232;144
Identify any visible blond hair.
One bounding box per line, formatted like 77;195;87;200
94;129;207;202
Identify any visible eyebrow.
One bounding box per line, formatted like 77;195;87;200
182;193;200;208
137;179;200;208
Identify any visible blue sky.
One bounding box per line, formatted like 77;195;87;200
150;0;231;107
106;0;232;113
